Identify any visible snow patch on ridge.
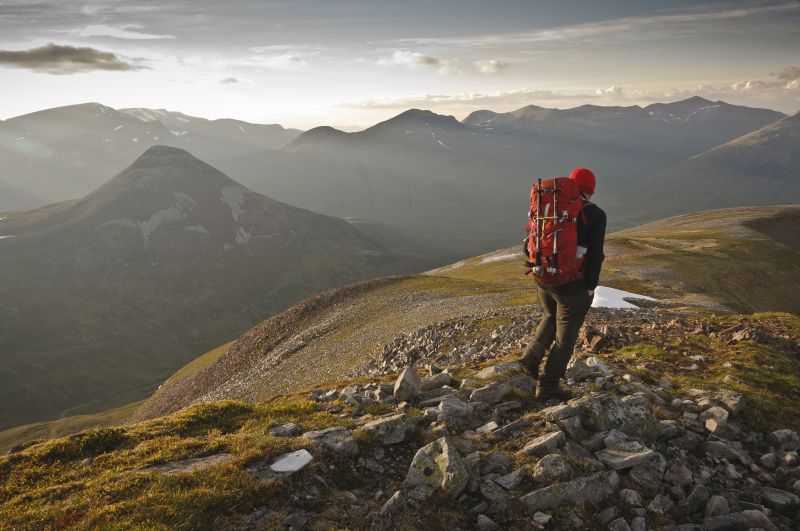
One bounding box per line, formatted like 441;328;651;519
592;286;656;309
220;185;248;222
480;252;518;264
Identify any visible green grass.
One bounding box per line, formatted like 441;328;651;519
609;313;800;433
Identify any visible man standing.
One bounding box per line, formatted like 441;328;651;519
520;167;606;401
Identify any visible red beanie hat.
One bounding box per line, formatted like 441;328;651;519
569;167;596;195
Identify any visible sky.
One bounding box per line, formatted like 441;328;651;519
0;0;798;129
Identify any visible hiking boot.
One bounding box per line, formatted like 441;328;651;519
535;384;573;402
520;358;540;380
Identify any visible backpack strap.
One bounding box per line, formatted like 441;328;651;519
579;200;591;226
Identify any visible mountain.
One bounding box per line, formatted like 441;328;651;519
4;207;799;529
0;103;301;211
119;107;300;160
131;204;800;423
216;97;784;257
620;112;800;224
0;146;433;430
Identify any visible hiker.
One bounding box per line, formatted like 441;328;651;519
520;167;606;401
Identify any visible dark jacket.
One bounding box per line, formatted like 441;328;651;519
576;202;606;291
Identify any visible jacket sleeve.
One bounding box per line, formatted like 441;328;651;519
583;207;606;291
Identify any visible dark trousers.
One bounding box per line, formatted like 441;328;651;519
520;280;594;388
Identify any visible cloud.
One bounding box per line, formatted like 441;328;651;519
220;77;238;84
75;24;175;40
343;88;594;110
777;65;800;81
0;43;142;74
474;59;508;74
595;86;624;97
392;3;800;50
378;50;441;68
259;53;307;70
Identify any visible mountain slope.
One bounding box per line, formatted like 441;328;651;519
0;103;301;211
2;215;800;529
619;112;800;224
131;205;800;424
0;146;428;430
217;98;784;257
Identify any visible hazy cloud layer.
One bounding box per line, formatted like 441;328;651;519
0;43;141;74
778;66;800;80
75;24;175;40
378;50;441;68
474;59;508;74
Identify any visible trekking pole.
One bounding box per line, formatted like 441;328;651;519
534;178;542;274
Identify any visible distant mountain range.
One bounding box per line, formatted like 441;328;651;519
0;146;433;430
215;97;784;255
619;111;800;224
0;103;300;210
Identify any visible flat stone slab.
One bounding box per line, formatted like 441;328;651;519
520;470;621;513
596;444;656;470
140;453;234;474
519;431;565;456
541;404;577;421
270;449;313;473
476;361;520;380
303;426;359;455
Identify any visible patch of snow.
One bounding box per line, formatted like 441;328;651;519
176;116;190;123
592;286;656;309
220;185;248;221
480;252;518;264
103;138;112;142
234;226;252;244
114;125;124;131
0;217;6;221
15;136;25;141
238;125;246;133
132;137;139;142
184;225;209;234
153;136;159;141
0;235;14;239
170;129;188;137
136;193;197;246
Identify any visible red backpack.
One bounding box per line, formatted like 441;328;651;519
524;177;587;286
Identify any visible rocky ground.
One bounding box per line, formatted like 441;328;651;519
201;310;800;528
4;307;800;530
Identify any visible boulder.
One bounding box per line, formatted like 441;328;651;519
475;514;500;530
470;381;511;405
269;423;301;437
270;449;313;473
758;486;800;514
541;404;577;422
361;414;415;445
436;395;475;425
519;470;621;513
403;436;470;500
624;452;667;497
596;441;656;470
571;394;659;441
394;367;422;401
303;426;359;456
768;429;800;451
704;495;729;518
480;480;509;514
519;431;565;456
703;510;778;531
495;468;527;490
565;357;601;382
476;360;520;380
420;372;451;392
647;493;674;515
506;373;536;394
532;454;572;484
379;490;405;517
